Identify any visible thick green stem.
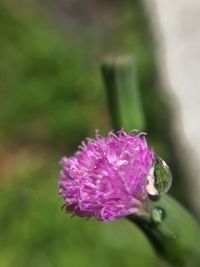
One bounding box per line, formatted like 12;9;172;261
128;195;200;266
101;55;145;132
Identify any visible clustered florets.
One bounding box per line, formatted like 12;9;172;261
59;130;154;222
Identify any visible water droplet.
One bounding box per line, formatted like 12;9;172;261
151;206;166;224
153;155;172;195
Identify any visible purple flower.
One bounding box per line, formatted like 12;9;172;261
59;130;155;222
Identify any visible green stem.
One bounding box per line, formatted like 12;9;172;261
128;195;200;266
101;55;145;132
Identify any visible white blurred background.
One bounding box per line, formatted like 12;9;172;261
144;0;200;217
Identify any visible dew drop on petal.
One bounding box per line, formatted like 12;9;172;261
153;155;172;195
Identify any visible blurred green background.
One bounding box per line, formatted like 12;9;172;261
0;1;179;266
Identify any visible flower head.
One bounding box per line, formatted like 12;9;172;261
59;130;155;222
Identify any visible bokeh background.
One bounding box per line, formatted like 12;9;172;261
0;1;197;267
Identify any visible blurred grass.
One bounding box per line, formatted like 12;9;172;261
0;1;109;152
0;0;174;266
